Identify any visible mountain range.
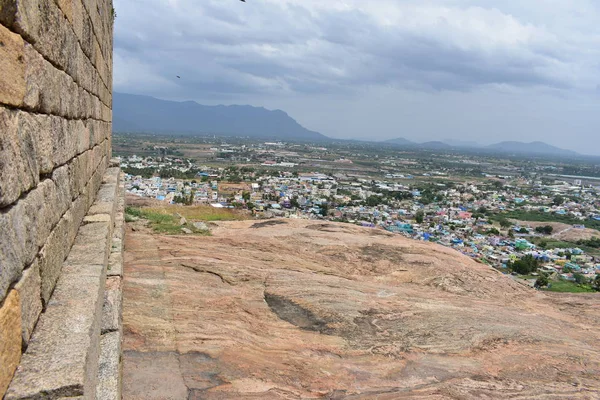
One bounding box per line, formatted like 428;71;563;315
384;137;578;156
113;93;578;157
112;93;326;141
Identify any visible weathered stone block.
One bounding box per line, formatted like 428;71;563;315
96;331;121;400
11;181;47;266
0;210;23;300
39;210;73;304
0;23;25;106
0;290;22;399
101;277;121;334
69;149;91;200
10;0;77;82
64;220;111;268
83;213;111;224
17;110;53;174
88;201;114;216
0;107;37;207
70;195;87;241
50;115;78;167
14;260;42;345
23;42;80;118
51;165;72;217
5;262;106;399
107;251;122;277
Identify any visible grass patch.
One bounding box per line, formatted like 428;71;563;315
144;205;248;222
543;280;596;293
501;211;600;232
530;237;600;256
518;275;538;280
125;206;212;235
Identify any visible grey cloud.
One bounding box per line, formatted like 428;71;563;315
112;0;600;153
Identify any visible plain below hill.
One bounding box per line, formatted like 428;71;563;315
113;92;327;141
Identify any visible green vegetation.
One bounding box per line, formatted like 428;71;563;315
535;225;554;235
144;205;247;222
415;211;424;224
508;254;540;275
502;211;600;232
543;280;596;293
125;206;212;235
577;237;600;248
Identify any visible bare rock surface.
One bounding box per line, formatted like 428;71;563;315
123;219;600;399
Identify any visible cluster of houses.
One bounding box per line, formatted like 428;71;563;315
122;154;600;282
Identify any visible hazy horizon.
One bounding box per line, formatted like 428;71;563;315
113;0;600;155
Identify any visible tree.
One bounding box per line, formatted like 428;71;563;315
242;191;251;202
415;211;424;224
535;225;553;235
290;196;300;208
553;196;565;206
499;218;511;229
519;227;529;234
573;273;587;285
593;275;600;291
535;274;549;289
487;228;500;235
320;203;329;217
508;255;540;275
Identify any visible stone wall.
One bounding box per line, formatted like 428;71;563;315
0;0;114;397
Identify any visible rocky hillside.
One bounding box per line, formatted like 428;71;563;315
122;219;600;399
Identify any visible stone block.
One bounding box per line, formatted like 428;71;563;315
69;149;91;200
50;115;78;167
101;277;121;334
70;196;86;242
11;181;48;266
96;331;121;400
110;237;122;253
0;209;24;300
39;210;73;304
17;110;53;175
52;165;72;217
0;107;37;207
107;251;122;277
84;213;111;224
5;262;106;399
14;260;42;345
0;23;25;106
0;290;22;399
88;201;114;216
64;220;111;268
10;0;78;81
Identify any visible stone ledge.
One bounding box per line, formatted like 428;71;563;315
5;262;106;400
101;277;121;335
96;331;121;400
5;168;121;400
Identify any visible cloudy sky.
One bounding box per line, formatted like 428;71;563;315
113;0;600;154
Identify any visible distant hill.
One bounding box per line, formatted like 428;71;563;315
442;139;481;148
418;141;452;150
113;93;327;141
487;141;578;156
384;137;415;146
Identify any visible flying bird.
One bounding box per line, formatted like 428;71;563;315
240;0;245;2
176;76;181;79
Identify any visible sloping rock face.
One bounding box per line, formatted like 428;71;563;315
123;220;600;399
